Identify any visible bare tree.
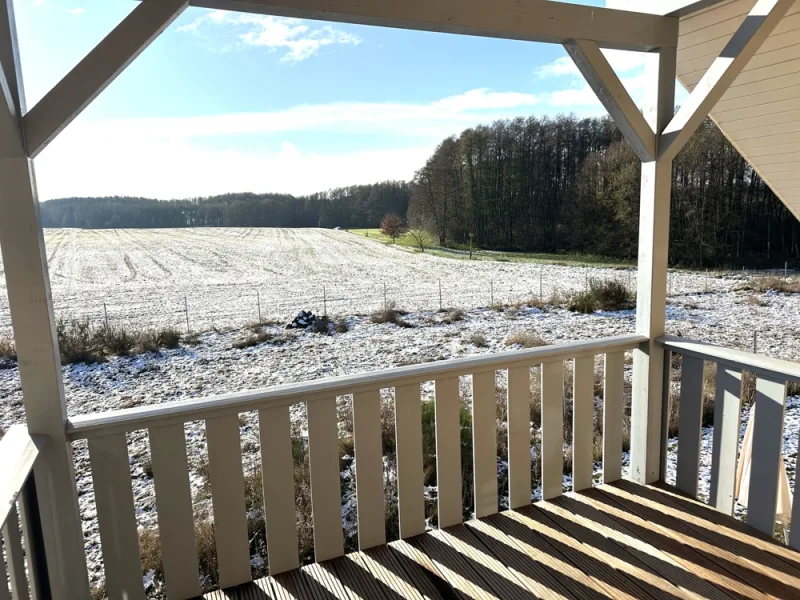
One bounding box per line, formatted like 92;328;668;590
380;213;407;243
407;208;434;252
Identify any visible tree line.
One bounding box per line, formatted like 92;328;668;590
40;114;800;267
40;182;412;230
410;114;800;267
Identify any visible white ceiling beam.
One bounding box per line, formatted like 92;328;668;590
564;39;656;162
658;0;794;162
191;0;679;52
23;0;188;159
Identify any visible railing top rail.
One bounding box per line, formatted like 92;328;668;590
66;333;646;440
0;425;46;529
658;335;800;385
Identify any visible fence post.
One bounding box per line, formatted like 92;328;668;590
539;271;543;301
256;291;262;323
383;282;387;311
184;296;190;333
439;280;442;311
490;278;494;308
786;261;789;278
323;286;327;316
103;303;109;329
753;330;758;354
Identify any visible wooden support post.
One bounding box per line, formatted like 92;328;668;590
184;296;190;333
630;47;676;485
256;290;262;323
0;2;91;596
103;302;109;328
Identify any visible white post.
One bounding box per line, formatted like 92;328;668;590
630;47;676;485
0;2;90;596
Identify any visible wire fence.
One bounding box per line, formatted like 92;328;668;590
2;264;792;336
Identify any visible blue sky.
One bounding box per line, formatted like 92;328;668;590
15;0;686;200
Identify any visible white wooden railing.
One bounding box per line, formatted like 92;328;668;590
0;426;49;600
65;333;645;599
659;335;800;547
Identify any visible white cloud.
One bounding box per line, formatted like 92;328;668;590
66;7;85;15
535;49;646;80
58;88;542;143
433;88;540;111
34;88;543;200
549;73;646;108
178;11;362;62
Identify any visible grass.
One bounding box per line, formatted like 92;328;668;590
370;306;413;328
468;333;488;347
56;319;185;364
0;336;15;361
505;331;548;348
568;279;635;313
346;229;636;268
742;275;800;294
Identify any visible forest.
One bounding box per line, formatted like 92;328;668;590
40;114;800;267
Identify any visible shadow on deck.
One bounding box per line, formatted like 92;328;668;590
205;481;800;600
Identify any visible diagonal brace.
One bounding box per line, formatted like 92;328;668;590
658;0;793;162
23;0;187;159
564;39;656;162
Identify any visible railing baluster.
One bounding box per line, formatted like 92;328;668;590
660;349;672;482
149;424;200;600
434;377;462;527
206;414;251;588
0;558;9;600
2;505;28;600
675;356;704;497
88;433;145;600
394;383;425;538
508;366;532;508
19;475;51;600
603;352;624;484
748;377;787;536
541;361;564;500
791;427;800;551
259;405;299;574
472;371;498;518
307;397;344;562
353;390;386;550
572;356;594;492
709;367;743;515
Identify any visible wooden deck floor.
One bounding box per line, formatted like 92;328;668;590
205;480;800;600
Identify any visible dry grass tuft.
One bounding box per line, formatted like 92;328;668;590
0;336;16;361
744;276;800;294
469;333;488;348
568;279;634;314
371;306;413;328
505;331;548;349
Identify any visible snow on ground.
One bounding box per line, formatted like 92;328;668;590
0;227;736;334
1;228;799;590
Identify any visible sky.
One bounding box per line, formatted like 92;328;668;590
14;0;688;201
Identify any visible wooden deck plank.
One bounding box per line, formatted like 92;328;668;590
524;502;696;600
609;482;800;584
205;481;799;600
480;512;642;600
642;481;800;573
432;525;537;599
596;484;800;600
502;504;673;600
559;491;756;600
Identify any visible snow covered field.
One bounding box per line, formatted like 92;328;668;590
1;228;799;592
0;227;736;334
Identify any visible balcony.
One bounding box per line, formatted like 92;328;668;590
2;333;798;599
